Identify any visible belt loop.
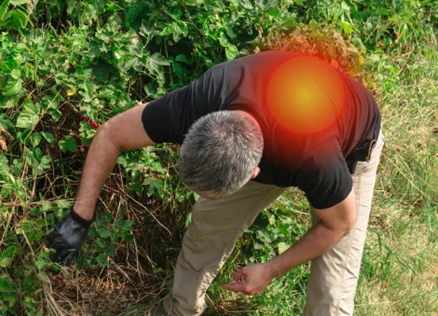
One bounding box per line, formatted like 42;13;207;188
366;139;377;162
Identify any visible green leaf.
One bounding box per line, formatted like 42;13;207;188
41;132;54;143
172;62;184;80
16;220;33;234
98;226;111;238
184;213;192;229
10;69;21;79
28;227;42;243
30;132;42;147
266;5;280;17
96;253;109;267
16;101;40;129
35;259;47;270
36;271;51;284
0;0;9;21
225;45;239;60
40;155;51;170
0;154;9;174
175;54;191;64
16;111;39;129
218;32;230;47
10;0;28;5
115;219;134;231
55;199;71;210
5;9;28;29
225;26;236;39
276;242;291;255
47;108;61;122
126;2;141;25
0;94;18;108
146;53;170;74
2;78;22;96
0;275;15;292
58;136;77;153
171;21;188;42
0;246;17;268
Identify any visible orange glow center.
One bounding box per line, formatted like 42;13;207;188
267;56;345;134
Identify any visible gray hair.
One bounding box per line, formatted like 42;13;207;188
178;111;263;198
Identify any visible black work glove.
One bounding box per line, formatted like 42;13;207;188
47;207;94;265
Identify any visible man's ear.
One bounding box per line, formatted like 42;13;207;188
250;167;260;179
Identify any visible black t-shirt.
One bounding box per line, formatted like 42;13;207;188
142;51;381;209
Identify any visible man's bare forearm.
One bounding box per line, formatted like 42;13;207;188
47;104;153;265
71;103;154;220
267;222;349;278
266;191;356;277
73;125;121;220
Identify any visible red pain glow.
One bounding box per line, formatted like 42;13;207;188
266;56;345;134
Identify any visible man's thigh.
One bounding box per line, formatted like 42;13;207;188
165;181;285;316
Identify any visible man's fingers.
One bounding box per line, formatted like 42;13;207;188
63;252;76;266
46;230;60;245
224;280;245;293
231;269;245;282
52;248;76;265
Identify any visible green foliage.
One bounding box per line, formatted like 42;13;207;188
0;0;436;315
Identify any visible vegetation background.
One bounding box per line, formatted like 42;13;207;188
0;0;437;315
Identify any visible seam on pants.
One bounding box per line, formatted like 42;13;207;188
199;185;283;291
334;173;362;316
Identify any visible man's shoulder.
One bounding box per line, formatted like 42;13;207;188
211;51;299;69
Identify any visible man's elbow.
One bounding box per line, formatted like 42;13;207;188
94;122;123;151
340;216;356;236
343;221;355;235
325;217;356;237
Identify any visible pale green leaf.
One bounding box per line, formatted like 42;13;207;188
37;271;51;284
5;9;28;29
277;242;291;255
0;275;15;292
10;69;21;79
225;45;239;60
0;0;9;21
0;154;9;175
0;95;18;108
30;132;42;147
35;259;46;270
98;226;111;238
0;246;16;268
96;253;109;267
10;0;28;5
116;219;134;231
41;132;54;143
16;111;39;129
146;53;170;74
58;136;77;153
175;54;191;64
2;78;23;96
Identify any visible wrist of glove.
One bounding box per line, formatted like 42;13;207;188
47;207;94;265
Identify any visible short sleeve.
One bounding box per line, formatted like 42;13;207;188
295;150;353;209
141;66;225;144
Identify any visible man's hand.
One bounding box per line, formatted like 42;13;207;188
47;207;93;265
224;263;275;296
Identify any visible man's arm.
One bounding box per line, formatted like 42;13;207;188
225;189;356;295
47;103;154;264
74;103;155;220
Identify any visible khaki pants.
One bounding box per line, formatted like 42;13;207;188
164;132;384;316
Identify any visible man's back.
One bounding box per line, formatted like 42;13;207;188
142;51;381;208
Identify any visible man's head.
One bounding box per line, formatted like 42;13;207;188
178;110;263;199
